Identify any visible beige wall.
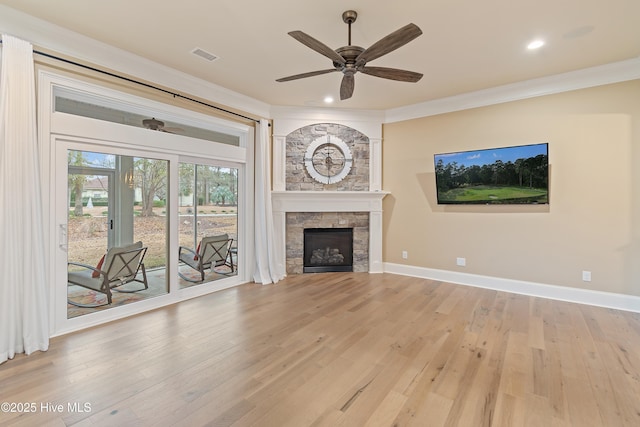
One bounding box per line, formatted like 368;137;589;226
382;80;640;296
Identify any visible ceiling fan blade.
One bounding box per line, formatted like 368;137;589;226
355;23;422;67
288;31;346;65
359;66;423;82
276;69;338;82
340;74;355;100
161;127;184;134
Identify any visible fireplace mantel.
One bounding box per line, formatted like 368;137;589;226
271;191;389;274
271;191;389;212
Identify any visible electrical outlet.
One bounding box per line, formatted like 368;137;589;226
582;271;592;282
456;257;466;266
402;251;408;259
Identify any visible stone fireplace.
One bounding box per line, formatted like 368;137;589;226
288;212;367;274
271;111;386;275
272;191;386;274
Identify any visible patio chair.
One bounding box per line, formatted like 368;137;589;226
67;241;149;307
179;234;234;282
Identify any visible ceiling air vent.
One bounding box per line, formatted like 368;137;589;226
191;48;219;62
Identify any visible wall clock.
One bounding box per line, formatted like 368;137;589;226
304;135;353;184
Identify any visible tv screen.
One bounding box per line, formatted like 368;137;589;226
434;143;549;205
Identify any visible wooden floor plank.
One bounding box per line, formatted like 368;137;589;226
1;272;639;426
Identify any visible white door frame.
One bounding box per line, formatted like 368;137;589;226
40;71;253;337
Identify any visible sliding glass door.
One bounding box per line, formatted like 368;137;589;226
178;162;238;287
45;72;251;335
65;149;168;317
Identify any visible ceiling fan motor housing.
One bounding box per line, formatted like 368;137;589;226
334;46;365;73
143;118;164;131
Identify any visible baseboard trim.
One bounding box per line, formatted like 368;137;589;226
384;263;640;313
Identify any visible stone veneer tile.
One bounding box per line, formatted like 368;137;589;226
286;123;369;191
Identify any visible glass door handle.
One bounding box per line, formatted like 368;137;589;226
59;224;68;251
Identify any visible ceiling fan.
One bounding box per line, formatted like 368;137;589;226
142;118;183;134
276;10;423;100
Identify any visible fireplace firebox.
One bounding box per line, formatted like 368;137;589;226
303;228;353;273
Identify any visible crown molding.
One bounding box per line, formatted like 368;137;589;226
384;57;640;124
270;105;384;138
0;5;271;120
270;105;384;123
2;5;639;125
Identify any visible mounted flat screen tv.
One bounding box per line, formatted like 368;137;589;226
434;143;549;205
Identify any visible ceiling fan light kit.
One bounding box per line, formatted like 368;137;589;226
276;10;423;100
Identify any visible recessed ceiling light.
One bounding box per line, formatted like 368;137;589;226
324;96;334;104
527;39;545;50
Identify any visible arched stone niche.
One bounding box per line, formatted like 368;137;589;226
285;123;369;191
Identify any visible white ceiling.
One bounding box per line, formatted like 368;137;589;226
1;0;639;111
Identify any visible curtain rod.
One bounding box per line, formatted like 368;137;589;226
0;39;262;124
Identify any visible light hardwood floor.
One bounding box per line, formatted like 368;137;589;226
2;273;640;426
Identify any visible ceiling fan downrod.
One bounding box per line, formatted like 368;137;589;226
342;10;357;46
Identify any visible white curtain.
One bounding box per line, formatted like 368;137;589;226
0;35;49;364
253;119;285;284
